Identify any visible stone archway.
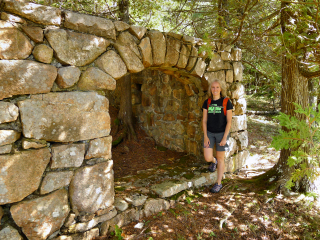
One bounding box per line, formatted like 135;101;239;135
0;1;247;239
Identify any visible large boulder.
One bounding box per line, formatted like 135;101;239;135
163;36;181;67
0;148;51;204
10;189;70;240
0;28;33;60
69;161;114;215
64;11;116;40
117;31;141;59
148;30;166;66
139;37;153;68
3;0;61;26
18;92;110;142
114;43;144;73
95;50;127;80
0;60;57;100
45;29;109;66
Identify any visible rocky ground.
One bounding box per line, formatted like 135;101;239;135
96;96;320;240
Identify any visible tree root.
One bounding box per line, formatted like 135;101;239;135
219;194;241;230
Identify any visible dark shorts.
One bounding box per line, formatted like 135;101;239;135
203;131;229;152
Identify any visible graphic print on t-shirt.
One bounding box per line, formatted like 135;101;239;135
208;104;223;114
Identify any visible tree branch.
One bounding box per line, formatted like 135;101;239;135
242;60;276;80
299;68;320;79
230;0;252;45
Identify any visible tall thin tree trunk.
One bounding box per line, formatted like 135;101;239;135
268;1;311;192
118;74;136;140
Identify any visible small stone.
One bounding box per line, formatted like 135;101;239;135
40;171;74;194
77;67;116;91
0;144;12;154
1;12;26;23
0;225;23;240
0;102;19;124
134;222;144;229
0;130;20;146
129;25;147;39
56;66;81;89
32;44;53;63
85;136;112;160
64;213;76;227
114;197;129;211
21;25;44;43
51;143;85;169
114;21;130;32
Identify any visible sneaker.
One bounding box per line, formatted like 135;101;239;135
208;160;217;172
210;183;223;193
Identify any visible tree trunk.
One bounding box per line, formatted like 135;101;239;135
265;2;312;193
116;0;136;141
117;74;136;140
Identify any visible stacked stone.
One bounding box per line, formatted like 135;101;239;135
0;0;248;239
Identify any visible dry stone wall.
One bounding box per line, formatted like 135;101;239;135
0;0;247;239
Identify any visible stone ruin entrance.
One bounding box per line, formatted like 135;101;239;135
0;1;248;239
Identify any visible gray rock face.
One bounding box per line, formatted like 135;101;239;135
45;29;109;66
0;60;57;100
144;198;170;217
10;189;70;240
56;66;81;89
151;180;189;198
0;28;33;60
85;136;112;160
114;43;144;73
51;143;85;169
32;44;53;64
0;225;23;240
148;30;166;66
0;102;19;124
40;171;74;194
95;50;127;80
106;208;140;230
0;130;20;146
139;37;153;68
69;161;114;215
21;25;44;43
3;0;61;26
18;92;110;142
77;67;116;91
64;11;116;40
0;148;50;204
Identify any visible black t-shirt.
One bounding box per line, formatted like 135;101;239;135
202;97;233;133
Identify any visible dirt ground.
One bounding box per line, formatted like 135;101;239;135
97;97;320;240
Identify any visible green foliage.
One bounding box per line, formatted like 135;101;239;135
271;103;320;190
114;225;123;240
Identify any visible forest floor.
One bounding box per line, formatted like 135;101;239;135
98;96;320;240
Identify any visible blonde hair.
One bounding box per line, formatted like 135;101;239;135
208;79;227;98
